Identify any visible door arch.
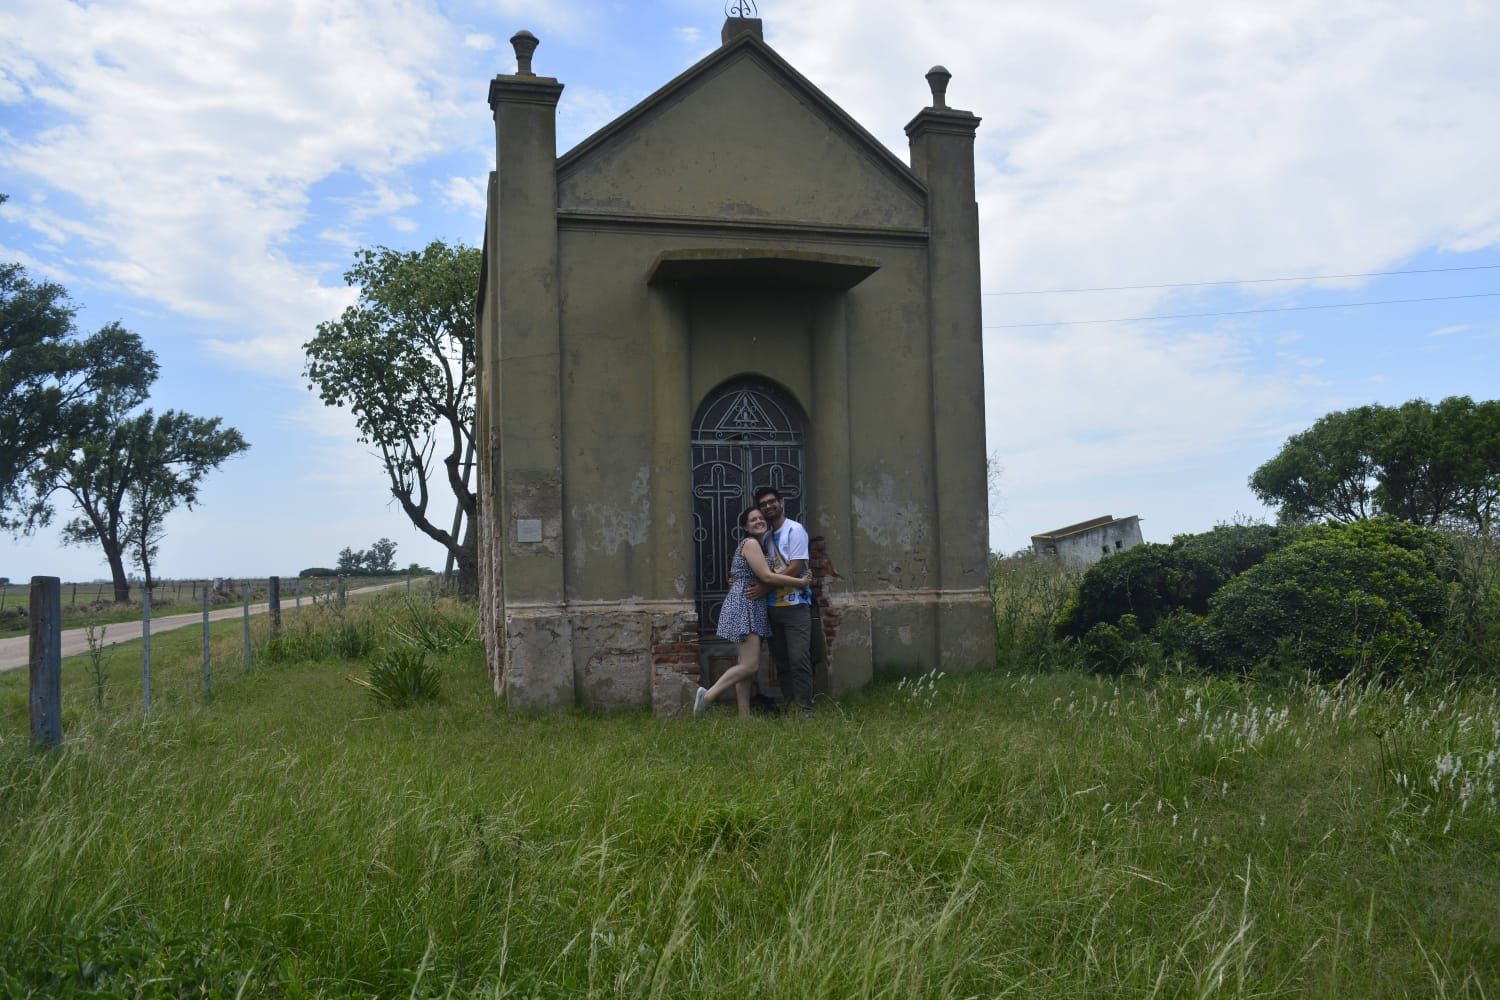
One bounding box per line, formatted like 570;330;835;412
691;377;807;643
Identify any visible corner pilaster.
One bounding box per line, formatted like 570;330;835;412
488;33;573;706
907;69;994;671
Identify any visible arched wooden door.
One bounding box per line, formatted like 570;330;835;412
691;378;806;649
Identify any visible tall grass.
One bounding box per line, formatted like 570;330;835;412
989;551;1080;672
2;609;1498;994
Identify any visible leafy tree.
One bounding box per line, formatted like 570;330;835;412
1251;397;1500;534
46;402;247;601
334;538;398;575
304;241;479;594
4;276;248;601
2;263;154;520
366;537;397;574
1249;404;1385;524
124;411;250;589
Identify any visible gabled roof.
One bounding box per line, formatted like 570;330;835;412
556;30;925;201
1032;515;1141;542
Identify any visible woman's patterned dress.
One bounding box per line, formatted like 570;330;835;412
715;541;771;643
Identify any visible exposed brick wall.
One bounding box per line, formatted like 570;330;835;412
809;535;841;646
650;610;701;682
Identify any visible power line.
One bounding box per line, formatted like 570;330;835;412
982;291;1500;330
983;263;1500;297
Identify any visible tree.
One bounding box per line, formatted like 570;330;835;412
304;241;480;594
334;538;398;575
2;263;155;521
366;537;398;574
1251;397;1500;535
45;402;247;601
4;275;249;601
124;411;250;588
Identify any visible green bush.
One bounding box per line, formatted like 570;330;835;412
1203;520;1451;679
1054;524;1303;643
1079;614;1159;674
351;647;441;708
1054;544;1180;639
328;619;376;660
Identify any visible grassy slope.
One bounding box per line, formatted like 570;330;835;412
1;612;1497;996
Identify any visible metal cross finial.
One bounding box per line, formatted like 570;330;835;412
726;0;759;18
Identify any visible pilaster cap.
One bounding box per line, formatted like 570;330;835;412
905;65;979;138
488;28;564;110
905;106;981;140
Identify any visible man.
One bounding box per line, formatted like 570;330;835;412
745;486;815;715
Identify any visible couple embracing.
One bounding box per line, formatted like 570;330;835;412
694;486;817;719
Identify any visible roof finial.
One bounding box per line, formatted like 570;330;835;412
726;1;759;17
926;66;952;109
511;30;539;76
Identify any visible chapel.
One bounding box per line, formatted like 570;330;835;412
478;13;993;712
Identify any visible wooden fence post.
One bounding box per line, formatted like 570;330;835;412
202;586;212;699
242;581;251;669
29;577;62;748
337;576;346;609
269;576;281;638
142;584;153;714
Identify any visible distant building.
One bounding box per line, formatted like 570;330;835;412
1032;515;1144;567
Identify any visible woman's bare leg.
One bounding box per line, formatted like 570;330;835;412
734;678;753;718
704;635;761;707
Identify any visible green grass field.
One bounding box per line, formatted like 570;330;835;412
2;595;1497;996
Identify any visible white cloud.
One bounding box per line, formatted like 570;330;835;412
463;32;497;51
1430;324;1470;337
439;175;488;218
771;1;1500;303
769;0;1500;546
0;0;467;378
987;323;1300;490
675;26;701;44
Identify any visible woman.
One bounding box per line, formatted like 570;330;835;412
694;505;811;719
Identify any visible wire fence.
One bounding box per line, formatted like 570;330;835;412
21;572;450;748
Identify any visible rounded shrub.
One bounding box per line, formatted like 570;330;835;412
1054;523;1302;643
1054;543;1184;639
1203;519;1451;679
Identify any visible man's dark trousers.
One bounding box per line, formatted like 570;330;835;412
768;603;814;712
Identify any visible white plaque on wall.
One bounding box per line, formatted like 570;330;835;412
516;518;543;543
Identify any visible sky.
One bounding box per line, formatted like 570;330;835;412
1;0;1497;582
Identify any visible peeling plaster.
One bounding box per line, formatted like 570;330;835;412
852;473;929;549
571;466;651;560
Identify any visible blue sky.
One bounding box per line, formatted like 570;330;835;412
2;0;1497;581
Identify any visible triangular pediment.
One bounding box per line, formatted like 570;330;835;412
557;35;926;230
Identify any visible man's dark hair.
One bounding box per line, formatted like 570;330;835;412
754;486;781;503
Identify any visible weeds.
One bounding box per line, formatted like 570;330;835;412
349;646;440;708
388;598;478;653
82;625;115;709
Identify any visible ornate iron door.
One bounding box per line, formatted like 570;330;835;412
691;379;805;643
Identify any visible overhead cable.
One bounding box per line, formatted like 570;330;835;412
983;264;1500;297
982;291;1500;330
